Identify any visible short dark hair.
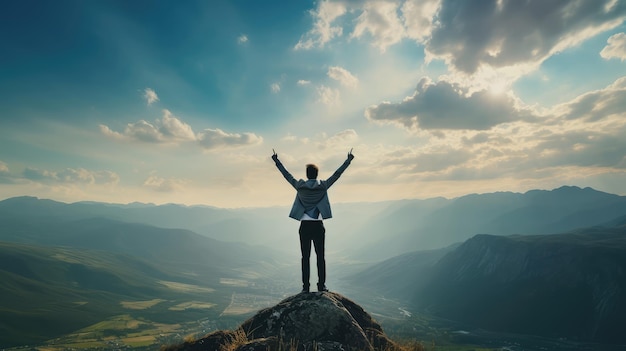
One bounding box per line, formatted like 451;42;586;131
306;164;319;179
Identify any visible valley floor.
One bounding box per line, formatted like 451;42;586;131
8;278;625;351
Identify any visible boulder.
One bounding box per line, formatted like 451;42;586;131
164;291;400;351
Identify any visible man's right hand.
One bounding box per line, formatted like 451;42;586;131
272;149;279;162
347;148;355;161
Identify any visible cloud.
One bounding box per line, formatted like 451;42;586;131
100;109;195;143
348;0;441;50
159;109;196;141
143;175;186;192
281;133;298;142
365;77;537;130
295;0;347;50
271;83;281;93
317;85;341;106
297;80;312;86
553;77;626;122
370;76;626;182
297;0;625;78
461;132;512;147
601;32;626;61
59;169;120;185
530;129;626;170
382;147;473;173
426;0;626;74
282;133;311;145
327;66;358;88
238;34;249;44
296;0;437;52
22;167;120;185
101;109;263;150
322;129;358;148
351;1;406;51
280;130;357;150
401;0;440;42
23;167;57;181
143;88;159;105
196;128;263;150
100;121;160;142
0;161;13;183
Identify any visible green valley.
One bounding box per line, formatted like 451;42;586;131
0;241;283;349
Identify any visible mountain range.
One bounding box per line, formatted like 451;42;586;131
2;186;626;348
350;186;626;260
3;185;626;261
347;225;626;344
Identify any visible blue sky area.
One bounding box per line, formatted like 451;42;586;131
1;0;626;207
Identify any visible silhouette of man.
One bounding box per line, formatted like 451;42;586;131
272;149;354;293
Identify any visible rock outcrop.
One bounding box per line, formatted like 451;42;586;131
164;291;401;351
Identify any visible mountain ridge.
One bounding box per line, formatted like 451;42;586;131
352;185;626;258
349;225;626;344
5;185;625;261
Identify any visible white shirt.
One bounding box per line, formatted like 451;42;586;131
300;212;323;221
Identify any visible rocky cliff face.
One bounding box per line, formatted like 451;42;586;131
165;292;401;351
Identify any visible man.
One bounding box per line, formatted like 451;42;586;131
271;149;354;293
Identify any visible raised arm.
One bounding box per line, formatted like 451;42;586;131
272;149;297;188
326;149;355;188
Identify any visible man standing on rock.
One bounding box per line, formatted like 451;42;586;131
271;149;354;293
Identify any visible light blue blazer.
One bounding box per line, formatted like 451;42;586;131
274;158;352;221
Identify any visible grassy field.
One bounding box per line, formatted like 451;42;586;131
35;314;186;350
121;299;167;310
169;301;217;311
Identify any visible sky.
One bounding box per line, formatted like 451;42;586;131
1;0;626;208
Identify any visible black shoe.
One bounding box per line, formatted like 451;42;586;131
301;286;310;293
317;285;328;292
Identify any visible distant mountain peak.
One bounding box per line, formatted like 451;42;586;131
554;185;582;190
0;196;66;209
1;195;41;203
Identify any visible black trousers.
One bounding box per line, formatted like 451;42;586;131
299;220;325;288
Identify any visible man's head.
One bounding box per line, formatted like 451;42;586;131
306;164;319;179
